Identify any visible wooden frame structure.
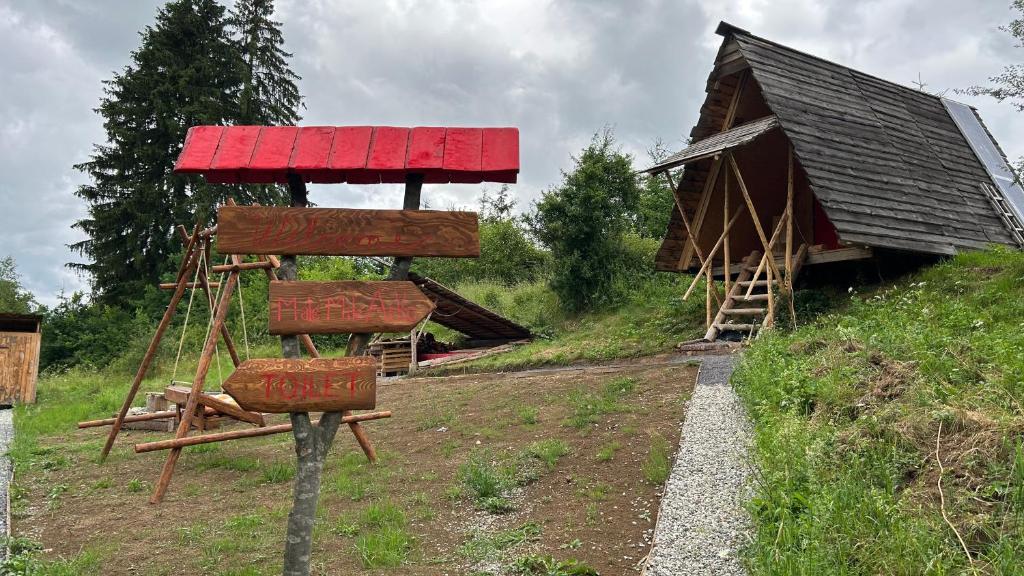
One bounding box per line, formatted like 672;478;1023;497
87;202;387;504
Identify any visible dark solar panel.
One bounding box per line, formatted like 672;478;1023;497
943;98;1024;224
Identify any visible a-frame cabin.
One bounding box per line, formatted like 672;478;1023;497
646;22;1024;342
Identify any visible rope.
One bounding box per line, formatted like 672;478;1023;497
171;243;205;382
203;255;229;388
236;267;251;360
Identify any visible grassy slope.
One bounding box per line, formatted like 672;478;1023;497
423;276;707;373
734;249;1024;574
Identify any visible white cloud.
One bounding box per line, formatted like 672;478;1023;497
1;0;1022;307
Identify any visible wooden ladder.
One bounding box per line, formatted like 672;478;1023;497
704;244;807;341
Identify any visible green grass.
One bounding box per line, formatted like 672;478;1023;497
460;522;542;563
354;500;413;568
522;439;569;470
735;249;1024;574
1;538;107;576
424;275;706;374
595;441;621;462
260;461;295;484
458;450;519;513
564;376;637;429
516;405;540;425
642;435;671;485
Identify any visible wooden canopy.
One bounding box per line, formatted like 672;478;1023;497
174;126;519;185
651;21;1019;271
407;273;532;341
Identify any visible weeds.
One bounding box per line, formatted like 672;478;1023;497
565;377;637;429
355;500;413;568
642;435;671;485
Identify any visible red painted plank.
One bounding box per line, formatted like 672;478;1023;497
481;127;519;183
407;127;447;183
290;127;336;183
367;127;411;183
247;126;299;183
328;126;373;170
209;126;261;182
443;128;483;183
175;126;224;172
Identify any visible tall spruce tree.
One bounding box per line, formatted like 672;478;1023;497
230;0;303;125
72;0;303;306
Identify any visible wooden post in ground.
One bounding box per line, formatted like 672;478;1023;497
705;267;712;329
663;170;723;308
723;168;731;295
100;227;201;462
785;144;798;328
727;152;783;282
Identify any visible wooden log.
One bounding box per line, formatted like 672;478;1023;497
79;410;179;429
134;411;391;453
664;170;722;308
150;263;240;504
728;153;784;282
268;280;435;335
174;225;240;368
210;260;277;273
100;227;200;462
221;357;376;413
159;282;220;290
682;205;745;300
216;205;480;257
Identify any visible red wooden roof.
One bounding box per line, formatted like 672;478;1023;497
174;125;519;185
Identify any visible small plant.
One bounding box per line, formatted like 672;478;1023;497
480;496;515;514
643;435;671;485
459;452;507;500
332;519;359;537
596;441;621;462
523;439;569;470
510;554;598;575
460;523;541;562
90;477;113;490
517;405;540;424
355;500;412;568
261;461;295;484
564;377;638;429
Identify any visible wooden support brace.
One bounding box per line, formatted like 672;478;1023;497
682;205;746;300
727;153;784;282
134;411;391;453
664;170;723;308
100;226;201;462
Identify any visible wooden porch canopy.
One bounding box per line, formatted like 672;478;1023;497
646;115;779;174
174;126;519;185
407;273;532;341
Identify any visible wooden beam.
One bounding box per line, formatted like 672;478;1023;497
664;171;722;308
150;264;240;504
134;411;392;453
723;168;731;294
727;153;783;282
100;226;200;462
683;205;746;300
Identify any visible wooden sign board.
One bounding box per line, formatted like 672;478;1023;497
216;206;480;257
222;358;377;414
268;281;435;334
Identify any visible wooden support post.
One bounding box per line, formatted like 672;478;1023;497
744;211;789;299
79;410;180;429
149;264;240;504
100;227;201;462
727;152;784;282
663;170;723;308
766;254;775;328
705;267;712;329
723;168;731;295
785;145;794;289
682;205;745;300
677;156;724;270
175;225;241;368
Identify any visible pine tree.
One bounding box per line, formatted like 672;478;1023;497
229;0;303;125
72;0;303;306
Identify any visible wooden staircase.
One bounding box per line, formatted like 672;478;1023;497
704;244;807;341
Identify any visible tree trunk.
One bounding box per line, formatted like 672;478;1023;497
281;173;423;575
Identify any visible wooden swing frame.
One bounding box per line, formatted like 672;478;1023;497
85;200;386;504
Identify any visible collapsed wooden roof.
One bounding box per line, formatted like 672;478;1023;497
407;273;532;341
649;21;1018;269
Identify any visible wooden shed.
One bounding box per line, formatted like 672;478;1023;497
0;313;42;405
646;22;1024;342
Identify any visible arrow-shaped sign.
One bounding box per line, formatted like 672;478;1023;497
222;357;377;414
268;281;435;335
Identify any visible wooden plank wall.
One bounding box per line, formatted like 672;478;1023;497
0;331;40;404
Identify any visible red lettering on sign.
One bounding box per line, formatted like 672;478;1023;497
260;371;354;401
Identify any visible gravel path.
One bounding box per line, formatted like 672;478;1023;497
0;408;11;556
644;353;753;576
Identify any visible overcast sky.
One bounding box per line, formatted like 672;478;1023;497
2;0;1022;306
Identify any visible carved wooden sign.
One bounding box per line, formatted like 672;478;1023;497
222;358;377;414
216;206;480;257
268;281;435;335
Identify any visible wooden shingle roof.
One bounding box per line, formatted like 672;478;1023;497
407;273;532;341
656;22;1016;266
